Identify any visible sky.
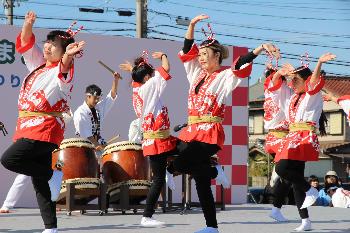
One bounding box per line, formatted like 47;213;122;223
1;0;350;85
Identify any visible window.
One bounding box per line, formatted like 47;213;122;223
254;114;264;134
324;111;343;135
329;112;343;135
249;116;254;134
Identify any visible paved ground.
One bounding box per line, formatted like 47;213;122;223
0;204;349;233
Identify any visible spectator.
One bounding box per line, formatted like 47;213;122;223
327;186;350;208
308;175;320;191
317;171;341;206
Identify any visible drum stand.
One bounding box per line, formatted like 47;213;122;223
56;182;107;216
106;184;149;215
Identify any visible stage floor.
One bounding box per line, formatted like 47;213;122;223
0;204;349;233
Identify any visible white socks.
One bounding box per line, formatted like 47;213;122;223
194;227;219;233
269;207;288;222
165;170;176;191
42;228;58;233
294;218;312;232
301;187;319;209
48;170;63;202
140;217;165;227
215;165;230;189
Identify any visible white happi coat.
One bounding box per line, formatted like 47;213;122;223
132;67;177;156
268;75;325;162
177;43;253;149
73;91;116;144
14;33;73;146
337;95;350;126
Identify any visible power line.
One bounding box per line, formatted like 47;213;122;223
151;24;350;50
166;1;350;22
25;1;130;10
0;13;136;25
148;9;350;39
198;0;350;12
14;1;350;40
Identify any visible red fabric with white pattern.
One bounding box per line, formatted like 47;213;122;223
13;33;73;146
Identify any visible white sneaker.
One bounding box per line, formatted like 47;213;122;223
294;218;312;232
140;217;165;227
269;207;288;222
48;170;63;202
215;165;230;189
0;206;10;213
270;166;279;188
301;187;318;209
194;227;219;233
42;228;58;233
165;171;176;191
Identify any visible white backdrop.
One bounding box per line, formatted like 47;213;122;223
0;24;246;207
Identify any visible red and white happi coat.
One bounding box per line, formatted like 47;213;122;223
263;72;289;155
337;95;350;126
269;75;325;162
132;67;177;156
177;44;252;149
13;33;73;146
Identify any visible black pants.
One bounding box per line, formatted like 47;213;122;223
143;151;174;218
1;138;58;229
275;159;310;219
273;178;291;208
168;140;220;228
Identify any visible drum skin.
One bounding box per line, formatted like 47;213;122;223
101;149;150;185
52;147;98;181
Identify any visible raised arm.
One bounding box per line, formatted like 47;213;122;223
152;52;170;72
21;11;36;47
61;41;85;73
271;63;294;86
310;53;336;86
185;14;209;40
111;72;121;99
182;14;209;54
119;61;133;73
234;43;281;70
324;90;339;103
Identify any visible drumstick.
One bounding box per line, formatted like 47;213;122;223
98;60;123;80
107;134;120;144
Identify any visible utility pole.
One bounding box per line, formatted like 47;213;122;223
4;0;14;25
136;0;147;38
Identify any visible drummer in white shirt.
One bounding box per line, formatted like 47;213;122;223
73;72;120;152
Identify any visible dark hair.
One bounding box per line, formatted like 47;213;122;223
265;68;285;81
308;175;319;183
199;40;229;64
46;30;75;51
319;111;328;136
85;84;102;96
324;175;340;188
265;68;275;78
294;66;328;136
131;57;155;83
294;66;312;80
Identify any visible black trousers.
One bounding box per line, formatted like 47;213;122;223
168;140;219;228
143;150;174;218
275;159;310;219
272;178;291;208
1;138;58;229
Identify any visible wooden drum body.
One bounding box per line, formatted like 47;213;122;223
101;141;150;203
52;138;99;205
